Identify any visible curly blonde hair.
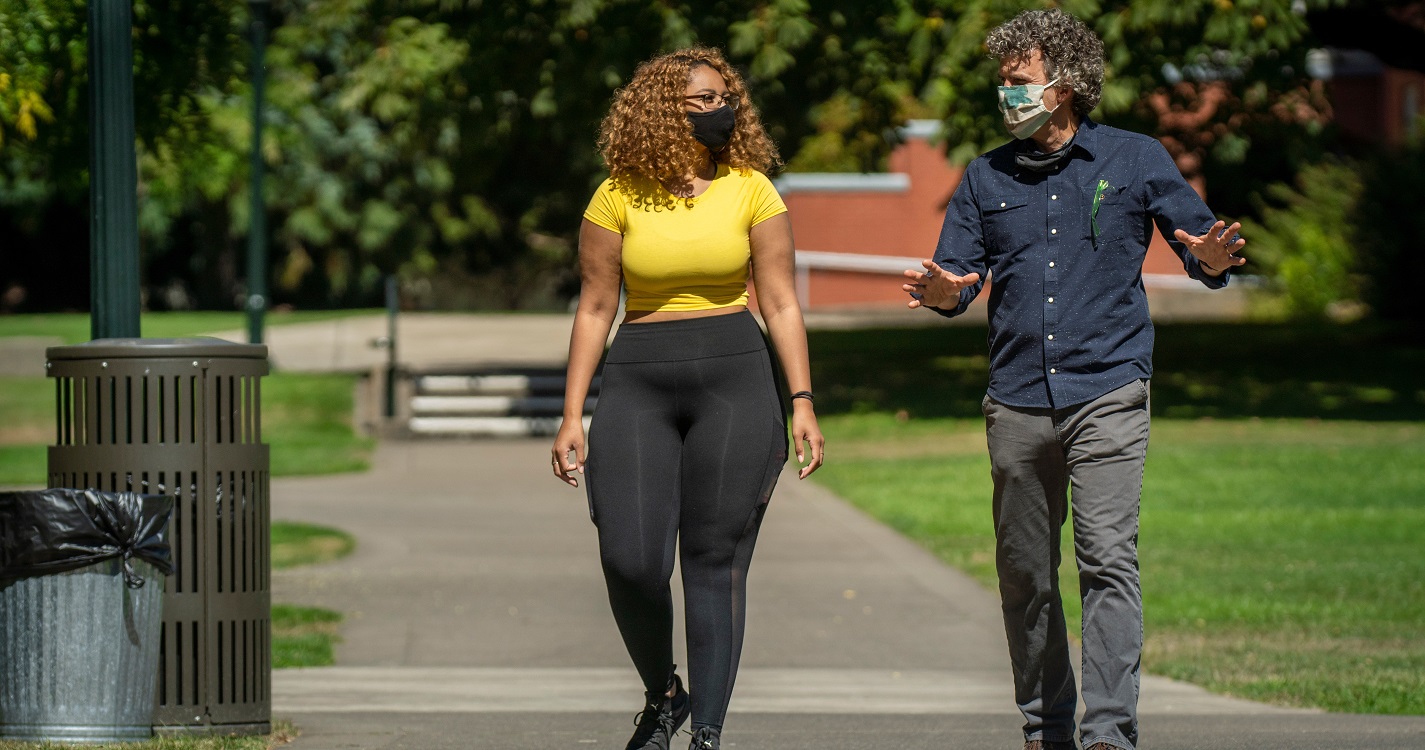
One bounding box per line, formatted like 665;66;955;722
598;46;781;207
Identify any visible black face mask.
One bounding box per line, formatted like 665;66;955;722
687;106;736;151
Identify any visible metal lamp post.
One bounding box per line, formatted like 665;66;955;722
245;0;270;344
88;0;142;340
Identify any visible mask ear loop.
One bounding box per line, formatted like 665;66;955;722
1043;78;1063;114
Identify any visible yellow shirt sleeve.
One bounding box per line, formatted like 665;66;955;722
583;179;626;234
747;170;789;227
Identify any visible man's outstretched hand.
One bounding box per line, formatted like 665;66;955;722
903;260;981;309
1174;220;1246;277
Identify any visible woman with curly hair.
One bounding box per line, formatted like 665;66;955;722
550;46;824;750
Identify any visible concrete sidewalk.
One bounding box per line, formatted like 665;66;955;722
267;440;1425;749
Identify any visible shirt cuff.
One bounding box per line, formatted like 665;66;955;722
1192;259;1232;289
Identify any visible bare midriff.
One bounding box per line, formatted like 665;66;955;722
623;305;747;324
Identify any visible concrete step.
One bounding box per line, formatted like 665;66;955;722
406;415;592;439
400;367;599;439
416;374;600;397
410;395;597;417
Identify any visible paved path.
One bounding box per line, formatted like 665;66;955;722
266;440;1425;749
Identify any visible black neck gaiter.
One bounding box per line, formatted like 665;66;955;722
1015;134;1076;173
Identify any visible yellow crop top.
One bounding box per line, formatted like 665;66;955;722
582;164;788;312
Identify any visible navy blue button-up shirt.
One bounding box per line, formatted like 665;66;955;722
930;118;1230;409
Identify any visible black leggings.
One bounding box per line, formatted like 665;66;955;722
585;310;788;731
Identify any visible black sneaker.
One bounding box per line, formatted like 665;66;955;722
625;673;690;750
688;726;720;750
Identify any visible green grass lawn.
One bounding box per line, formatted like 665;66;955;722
270;604;344;670
0;377;52;443
807;320;1425;715
269;522;354;669
271;521;357;570
0;309;381;345
809;321;1425;421
261;374;375;478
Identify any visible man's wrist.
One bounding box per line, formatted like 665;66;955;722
1199;258;1226;276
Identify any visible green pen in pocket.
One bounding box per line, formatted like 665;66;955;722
1091;179;1110;239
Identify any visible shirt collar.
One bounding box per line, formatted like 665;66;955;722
1067;116;1101;160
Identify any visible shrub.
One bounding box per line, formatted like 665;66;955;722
1240;159;1364;320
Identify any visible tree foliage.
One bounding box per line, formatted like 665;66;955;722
0;0;1382;312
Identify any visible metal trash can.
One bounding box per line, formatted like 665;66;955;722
45;338;271;735
0;489;174;744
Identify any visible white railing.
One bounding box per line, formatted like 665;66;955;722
792;250;925;308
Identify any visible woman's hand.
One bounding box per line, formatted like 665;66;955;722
551;420;587;488
791;401;824;479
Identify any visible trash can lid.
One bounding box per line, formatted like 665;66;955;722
46;337;268;361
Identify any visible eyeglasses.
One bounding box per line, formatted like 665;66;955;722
684;92;741;111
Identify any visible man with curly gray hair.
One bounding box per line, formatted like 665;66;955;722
901;8;1247;750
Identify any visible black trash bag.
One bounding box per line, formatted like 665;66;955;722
0;489;174;589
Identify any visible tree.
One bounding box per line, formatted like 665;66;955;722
0;0;1377;311
0;0;245;310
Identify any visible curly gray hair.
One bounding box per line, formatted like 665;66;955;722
985;8;1104;119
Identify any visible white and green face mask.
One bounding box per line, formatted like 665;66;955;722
997;78;1059;140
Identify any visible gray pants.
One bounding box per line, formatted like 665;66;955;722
982;379;1150;750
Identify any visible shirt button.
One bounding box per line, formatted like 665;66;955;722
1051;228;1057;235
1000;202;1007;208
1047;334;1055;341
1047;297;1055;303
1050;368;1058;374
1049;261;1056;268
1051;194;1058;200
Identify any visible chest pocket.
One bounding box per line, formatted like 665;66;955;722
981;195;1031;255
1090;184;1143;244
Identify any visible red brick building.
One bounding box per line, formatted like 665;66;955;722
1314;48;1424;147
